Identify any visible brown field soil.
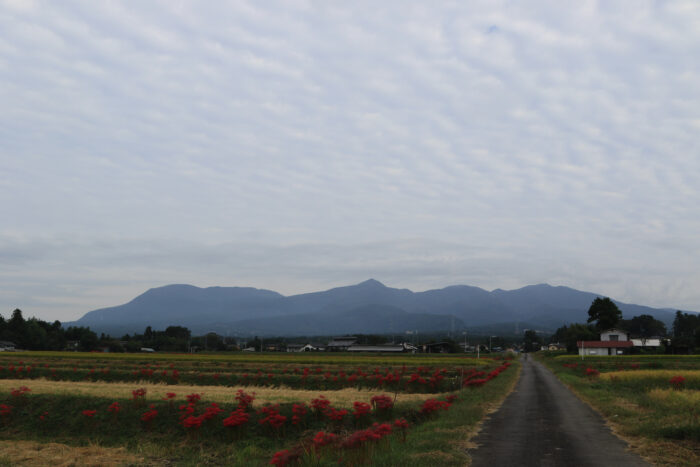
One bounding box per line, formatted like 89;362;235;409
0;440;143;467
0;378;434;407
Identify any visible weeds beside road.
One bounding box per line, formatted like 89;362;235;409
537;352;700;467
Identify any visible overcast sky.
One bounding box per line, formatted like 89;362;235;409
1;0;699;322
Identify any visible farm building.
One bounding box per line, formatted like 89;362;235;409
0;341;15;351
577;328;658;356
326;336;357;351
286;343;321;352
346;342;417;353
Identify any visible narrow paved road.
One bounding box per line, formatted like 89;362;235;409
469;355;650;467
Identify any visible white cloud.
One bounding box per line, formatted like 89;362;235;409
1;0;699;321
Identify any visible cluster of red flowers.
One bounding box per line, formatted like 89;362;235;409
340;422;393;448
670;375;686;389
324;407;348;422
269;449;297;466
312;430;338;448
108;402;122;413
10;386;31;397
234;389;255;409
462;361;512;388
181;402;223;427
419;398;451;415
258;404;287;429
132;388;147;400
222;408;249;428
141;406;158;423
310;395;331;413
0;404;12;417
370;394;394;411
291;403;307;425
82;409;97;418
352;401;371;418
585;368;600;377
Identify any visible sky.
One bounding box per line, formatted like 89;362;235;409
1;0;699;323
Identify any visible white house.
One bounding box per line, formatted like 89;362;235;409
578;328;663;355
578;328;634;356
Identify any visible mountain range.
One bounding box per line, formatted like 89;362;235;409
66;279;688;337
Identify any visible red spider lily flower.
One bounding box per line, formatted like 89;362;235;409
82;409;97;418
259;405;287;429
670;375;686;389
108;402;121;413
163;392;177;400
39;411;48;421
310;395;331;412
312;431;338;448
269;449;295;466
141;408;158;423
352;402;371;418
202;403;223;420
291;403;307;417
0;404;12;417
223;408;249;428
324;407;348;422
182;415;205;429
340;423;393;449
393;418;409;429
445;394;458;403
372;422;393;437
186;393;202;404
585;368;600;377
132;388;147;399
235;389;255;410
10;386;31;397
420;398;451;415
370;395;394;411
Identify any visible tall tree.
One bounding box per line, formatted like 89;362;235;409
620;314;667;344
587;297;622;331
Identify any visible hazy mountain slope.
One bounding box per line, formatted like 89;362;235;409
67;280;687;336
223;304;465;336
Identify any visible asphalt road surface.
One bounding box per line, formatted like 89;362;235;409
469;355;650;467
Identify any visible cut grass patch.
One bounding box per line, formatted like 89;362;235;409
0;440;144;467
0;378;433;407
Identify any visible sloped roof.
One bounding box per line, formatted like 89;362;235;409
577;341;633;348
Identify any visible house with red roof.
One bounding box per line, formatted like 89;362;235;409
577;328;634;356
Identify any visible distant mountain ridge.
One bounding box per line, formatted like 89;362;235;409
66;279;688;337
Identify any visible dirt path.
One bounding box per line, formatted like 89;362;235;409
468;355;650;467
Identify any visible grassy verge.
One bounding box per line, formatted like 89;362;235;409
537;353;700;467
371;358;520;466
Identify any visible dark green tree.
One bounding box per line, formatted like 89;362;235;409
587;297;622;331
552;323;599;353
671;310;700;353
620;314;667;343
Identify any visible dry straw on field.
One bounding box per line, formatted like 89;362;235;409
600;369;700;382
0;440;143;467
647;388;700;404
0;378;433;407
